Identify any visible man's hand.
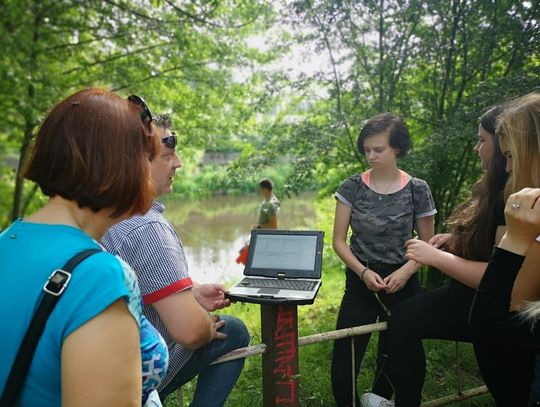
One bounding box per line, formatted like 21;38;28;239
192;283;231;312
210;315;227;341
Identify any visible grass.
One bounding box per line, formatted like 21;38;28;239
164;197;495;406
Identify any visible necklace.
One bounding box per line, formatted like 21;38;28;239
371;169;400;201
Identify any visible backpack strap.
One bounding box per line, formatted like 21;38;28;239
0;248;102;406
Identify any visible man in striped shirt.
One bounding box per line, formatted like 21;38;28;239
102;114;250;405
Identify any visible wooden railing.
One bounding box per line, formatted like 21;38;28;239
210;321;489;406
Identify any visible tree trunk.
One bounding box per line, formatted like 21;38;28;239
438;0;461;118
11;122;34;221
377;0;385;111
11;0;40;221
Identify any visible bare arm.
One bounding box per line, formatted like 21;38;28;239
406;225;506;289
192;283;231;311
332;200;386;291
510;242;540;310
62;299;141;407
416;214;435;243
153;288;225;350
496;188;540;256
384;215;434;293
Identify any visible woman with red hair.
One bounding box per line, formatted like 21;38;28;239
0;88;167;406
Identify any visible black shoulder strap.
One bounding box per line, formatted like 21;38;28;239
0;248;102;406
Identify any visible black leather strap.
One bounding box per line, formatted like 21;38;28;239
0;248;101;406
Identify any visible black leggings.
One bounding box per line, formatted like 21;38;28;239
469;248;535;406
388;284;475;406
331;266;420;407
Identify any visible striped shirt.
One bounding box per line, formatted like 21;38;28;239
102;201;193;390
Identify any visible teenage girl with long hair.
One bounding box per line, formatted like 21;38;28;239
470;92;540;405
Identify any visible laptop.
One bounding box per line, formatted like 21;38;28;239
226;229;324;305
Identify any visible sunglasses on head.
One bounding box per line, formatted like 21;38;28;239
161;132;177;149
128;95;152;129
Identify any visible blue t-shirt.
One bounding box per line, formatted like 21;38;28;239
0;220;142;406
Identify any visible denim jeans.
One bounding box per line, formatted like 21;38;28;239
159;315;250;407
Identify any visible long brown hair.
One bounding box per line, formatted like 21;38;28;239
446;105;508;261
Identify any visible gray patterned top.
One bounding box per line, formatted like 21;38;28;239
336;173;436;266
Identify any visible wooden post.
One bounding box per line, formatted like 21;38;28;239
261;303;299;407
351;337;356;407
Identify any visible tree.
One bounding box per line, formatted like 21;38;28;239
229;0;539;286
0;0;276;226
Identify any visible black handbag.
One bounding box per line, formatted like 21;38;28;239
0;248;101;407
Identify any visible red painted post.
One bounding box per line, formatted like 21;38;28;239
261;303;299;407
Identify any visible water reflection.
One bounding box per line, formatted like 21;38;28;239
163;192;318;284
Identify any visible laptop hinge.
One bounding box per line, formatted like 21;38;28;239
277;272;286;280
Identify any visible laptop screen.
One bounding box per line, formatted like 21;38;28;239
246;230;324;278
251;234;317;271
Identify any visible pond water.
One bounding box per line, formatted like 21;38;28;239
163;192;318;284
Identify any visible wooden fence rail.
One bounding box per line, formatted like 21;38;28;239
206;321;490;406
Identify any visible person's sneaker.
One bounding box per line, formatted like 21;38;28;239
360;392;395;407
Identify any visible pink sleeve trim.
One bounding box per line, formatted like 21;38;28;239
142;277;194;304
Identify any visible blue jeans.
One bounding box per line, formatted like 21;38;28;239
159;315;250;407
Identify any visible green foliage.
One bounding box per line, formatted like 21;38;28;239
171;161;316;199
0;167;16;228
225;0;540;287
243;0;539;191
0;0;277;223
2;0;538;228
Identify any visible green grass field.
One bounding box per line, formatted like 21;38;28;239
164;198;495;406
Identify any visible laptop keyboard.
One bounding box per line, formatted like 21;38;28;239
239;278;316;291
